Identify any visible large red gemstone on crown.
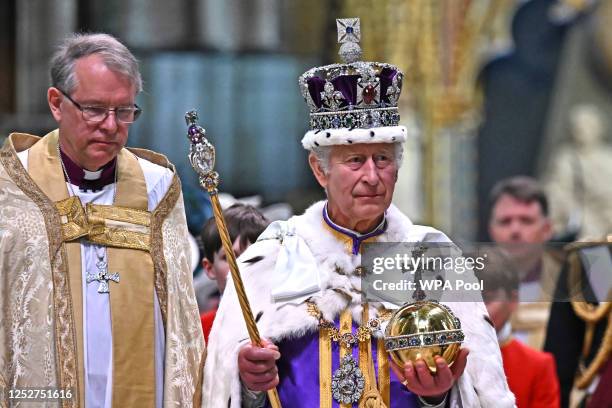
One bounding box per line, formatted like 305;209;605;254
362;85;376;104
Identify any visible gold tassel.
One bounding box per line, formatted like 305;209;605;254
566;244;612;390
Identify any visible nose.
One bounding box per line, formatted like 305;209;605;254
508;220;523;240
98;111;119;133
361;157;380;185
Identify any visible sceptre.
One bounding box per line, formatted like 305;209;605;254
185;110;282;408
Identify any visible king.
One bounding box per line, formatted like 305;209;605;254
202;18;515;408
0;33;204;407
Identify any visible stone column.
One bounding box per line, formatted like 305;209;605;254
16;0;77;114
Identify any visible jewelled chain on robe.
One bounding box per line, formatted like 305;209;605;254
309;301;392;407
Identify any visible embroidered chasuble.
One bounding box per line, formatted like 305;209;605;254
0;131;205;407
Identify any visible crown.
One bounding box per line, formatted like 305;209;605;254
298;18;405;149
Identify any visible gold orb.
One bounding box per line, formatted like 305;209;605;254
384;300;464;373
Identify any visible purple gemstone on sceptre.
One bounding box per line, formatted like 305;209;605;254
346;26;354;34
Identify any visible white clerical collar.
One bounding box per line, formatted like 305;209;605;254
83;168;103;180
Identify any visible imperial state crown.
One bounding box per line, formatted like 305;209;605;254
299;18;407;149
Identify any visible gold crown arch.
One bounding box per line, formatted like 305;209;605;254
341;0;518;235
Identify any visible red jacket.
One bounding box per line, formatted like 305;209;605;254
501;338;560;408
200;309;217;344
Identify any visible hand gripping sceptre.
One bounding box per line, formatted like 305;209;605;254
185;110;282;408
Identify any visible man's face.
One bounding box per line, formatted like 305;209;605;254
48;54;137;171
489;194;552;245
310;143;398;232
203;237;247;294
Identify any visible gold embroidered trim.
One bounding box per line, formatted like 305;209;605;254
358;306;387;408
359;305;372;389
88;203;151;226
1;138;80;407
377;338;390;406
319;323;333;408
53;198;152;251
87;227;150;251
64;242;85;408
56;197;89;241
149;173;181;326
56;245;81;408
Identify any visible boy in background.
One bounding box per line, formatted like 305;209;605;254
476;249;561;408
199;204;270;342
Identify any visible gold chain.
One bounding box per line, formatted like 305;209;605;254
306;301;392;348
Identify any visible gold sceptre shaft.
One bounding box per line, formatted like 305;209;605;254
185;110;282;408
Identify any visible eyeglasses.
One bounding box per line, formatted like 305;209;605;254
58;88;142;124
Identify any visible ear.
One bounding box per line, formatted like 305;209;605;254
542;218;553;241
308;152;328;189
202;258;216;280
48;87;63;122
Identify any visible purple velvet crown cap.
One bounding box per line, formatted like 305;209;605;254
305;66;401;111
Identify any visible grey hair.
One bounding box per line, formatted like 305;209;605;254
49;33;142;94
310;142;404;174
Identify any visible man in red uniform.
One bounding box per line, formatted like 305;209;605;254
477;249;561;408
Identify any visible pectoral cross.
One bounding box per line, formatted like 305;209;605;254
87;257;120;293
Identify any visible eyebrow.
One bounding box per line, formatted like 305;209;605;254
81;102;135;108
76;97;135;107
341;148;393;157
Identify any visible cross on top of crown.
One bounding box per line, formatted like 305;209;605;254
337;18;361;44
336;18;363;63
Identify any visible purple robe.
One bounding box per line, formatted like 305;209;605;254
265;321;419;408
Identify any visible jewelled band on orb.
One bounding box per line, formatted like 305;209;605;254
384;329;465;351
